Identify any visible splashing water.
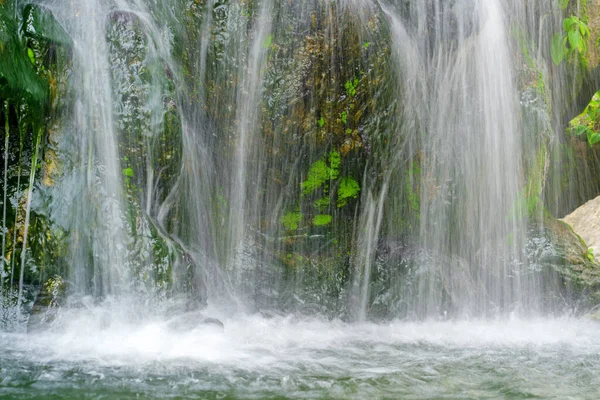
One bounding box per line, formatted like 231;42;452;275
2;307;600;398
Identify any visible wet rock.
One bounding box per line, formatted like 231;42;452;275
534;218;600;306
26;275;67;333
562;195;600;257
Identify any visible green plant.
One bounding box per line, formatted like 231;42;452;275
282;211;303;231
337;177;360;207
344;77;358;97
291;151;361;229
586;247;595;262
551;16;590;65
301;151;341;195
313;214;332;226
569;91;600;146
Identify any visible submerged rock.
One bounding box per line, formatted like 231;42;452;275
166;311;224;332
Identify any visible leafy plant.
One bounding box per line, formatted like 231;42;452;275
301;151;341;195
569;91;600;146
313;214;332;226
551;16;590;65
337;177;360;207
282;211;303;231
291;151;361;231
344;77;358;97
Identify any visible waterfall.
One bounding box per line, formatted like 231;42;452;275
0;0;588;323
54;0;129;296
351;0;567;319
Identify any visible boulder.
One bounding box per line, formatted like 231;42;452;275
541;217;600;307
562;195;600;258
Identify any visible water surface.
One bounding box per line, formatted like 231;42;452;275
2;314;600;399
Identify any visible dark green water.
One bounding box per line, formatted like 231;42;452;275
2;314;600;399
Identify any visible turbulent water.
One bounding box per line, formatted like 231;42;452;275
2;313;600;399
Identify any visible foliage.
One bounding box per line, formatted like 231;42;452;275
301;151;341;195
122;167;135;177
337;177;360;207
551;16;590;66
344;77;358;97
313;214;332;226
340;111;347;125
0;3;49;109
569;91;600;146
282;211;303;231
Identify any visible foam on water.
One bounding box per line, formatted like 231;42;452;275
6;311;600;362
3;309;600;398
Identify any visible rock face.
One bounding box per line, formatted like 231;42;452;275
562;195;600;257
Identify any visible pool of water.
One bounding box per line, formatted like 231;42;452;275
1;311;600;399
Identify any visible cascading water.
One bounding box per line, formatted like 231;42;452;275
52;0;129;296
0;0;589;319
226;0;274;306
351;0;571;320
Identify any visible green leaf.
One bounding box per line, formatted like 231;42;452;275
337;177;360;207
301;160;329;195
27;47;35;64
341;111;347;125
281;211;302;230
573;124;587;136
313;214;332;226
318;117;325;127
589;133;600;146
568;28;582;52
122;167;134;177
563;16;576;32
551;32;565;66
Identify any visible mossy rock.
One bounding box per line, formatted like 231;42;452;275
540;217;600;304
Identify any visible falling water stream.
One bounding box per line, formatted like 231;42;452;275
1;0;600;398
